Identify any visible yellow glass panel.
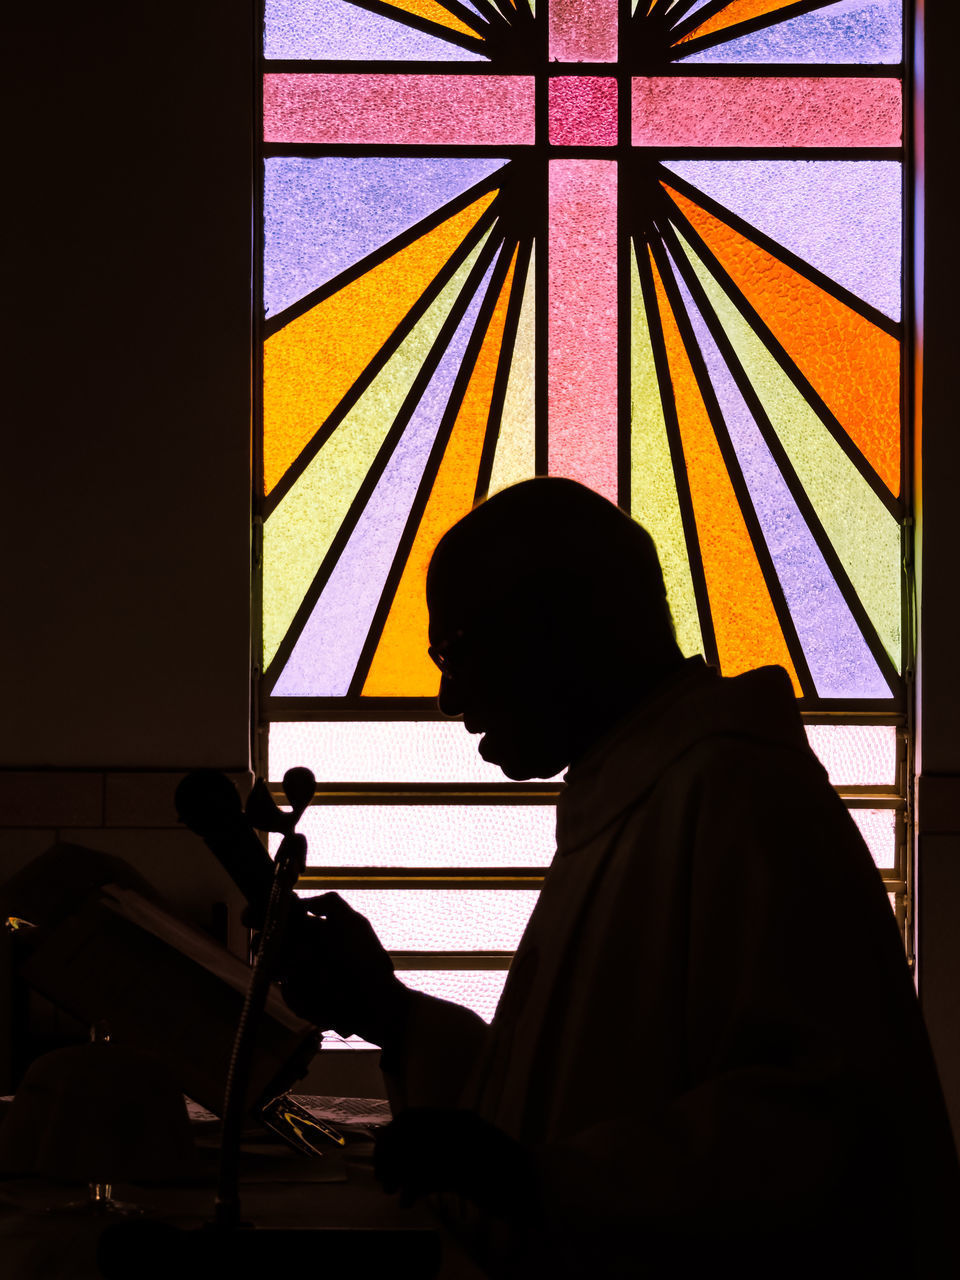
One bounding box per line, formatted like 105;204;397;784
381;0;482;40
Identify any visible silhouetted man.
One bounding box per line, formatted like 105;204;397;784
284;478;959;1277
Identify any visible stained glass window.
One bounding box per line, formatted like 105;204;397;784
258;0;912;1023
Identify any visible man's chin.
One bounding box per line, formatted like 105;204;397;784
478;734;564;781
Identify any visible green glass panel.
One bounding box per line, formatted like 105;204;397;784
630;248;704;658
488;245;536;496
674;228;901;670
263;232;491;668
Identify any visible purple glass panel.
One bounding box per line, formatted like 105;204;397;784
666;250;890;698
678;1;902;66
264;158;507;318
303;889;537;950
398;970;507;1022
662;160;901;321
264;0;488;61
272;250;502;697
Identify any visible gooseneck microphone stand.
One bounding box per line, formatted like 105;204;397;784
215;823;308;1229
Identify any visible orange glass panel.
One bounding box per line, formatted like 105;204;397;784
363;248;520;697
648;249;801;691
381;0;482;39
663;183;900;495
674;0;793;45
262;191;497;495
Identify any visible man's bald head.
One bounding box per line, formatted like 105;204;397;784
427;477;674;656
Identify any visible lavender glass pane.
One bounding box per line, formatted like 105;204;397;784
849;807;897;869
272;249;501;697
302;889;538;950
662;160;901;321
264;158;507;317
264;0;487;61
666;251;890;698
271;720;516;782
270;804;555;867
804;724;898;786
398;970;508;1022
679;0;902;65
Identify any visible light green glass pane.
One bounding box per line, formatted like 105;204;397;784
262;233;491;668
675;229;901;671
631;249;704;657
488;245;536;496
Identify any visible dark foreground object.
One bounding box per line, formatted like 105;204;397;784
97;1221;442;1278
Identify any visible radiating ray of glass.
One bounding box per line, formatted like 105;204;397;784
647;250;801;688
269;720;564;782
664;182;901;495
633;76;902;148
630;250;704;659
677;0;902;65
364;249;521;697
271;243;502;696
264;0;489;60
273;804;556;867
674;228;901;671
264;234;492;672
661;160;902;322
264;158;508;318
263;73;536;146
381;0;485;40
666;248;890;698
263;192;497;495
488;246;536;496
549;0;618;61
673;0;814;45
548;161;619;501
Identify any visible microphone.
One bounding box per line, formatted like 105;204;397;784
174;771;277;929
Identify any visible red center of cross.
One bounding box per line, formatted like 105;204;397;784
548;76;619;147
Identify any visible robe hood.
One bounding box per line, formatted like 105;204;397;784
559;658;815;853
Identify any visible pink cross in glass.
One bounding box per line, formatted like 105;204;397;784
263;0;901;503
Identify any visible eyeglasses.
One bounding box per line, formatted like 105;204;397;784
427;628;466;675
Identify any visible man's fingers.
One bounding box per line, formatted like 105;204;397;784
303;891;349;917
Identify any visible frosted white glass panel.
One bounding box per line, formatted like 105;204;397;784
849;807;897;869
270;721;563;783
398;969;508;1022
300;889;537;950
274;804;555;867
805;725;897;786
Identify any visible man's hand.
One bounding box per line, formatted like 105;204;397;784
278;892;409;1046
374;1108;539;1220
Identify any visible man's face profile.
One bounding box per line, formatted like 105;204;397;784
426;570;574;781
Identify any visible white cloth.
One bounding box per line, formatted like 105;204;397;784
388;660;959;1275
